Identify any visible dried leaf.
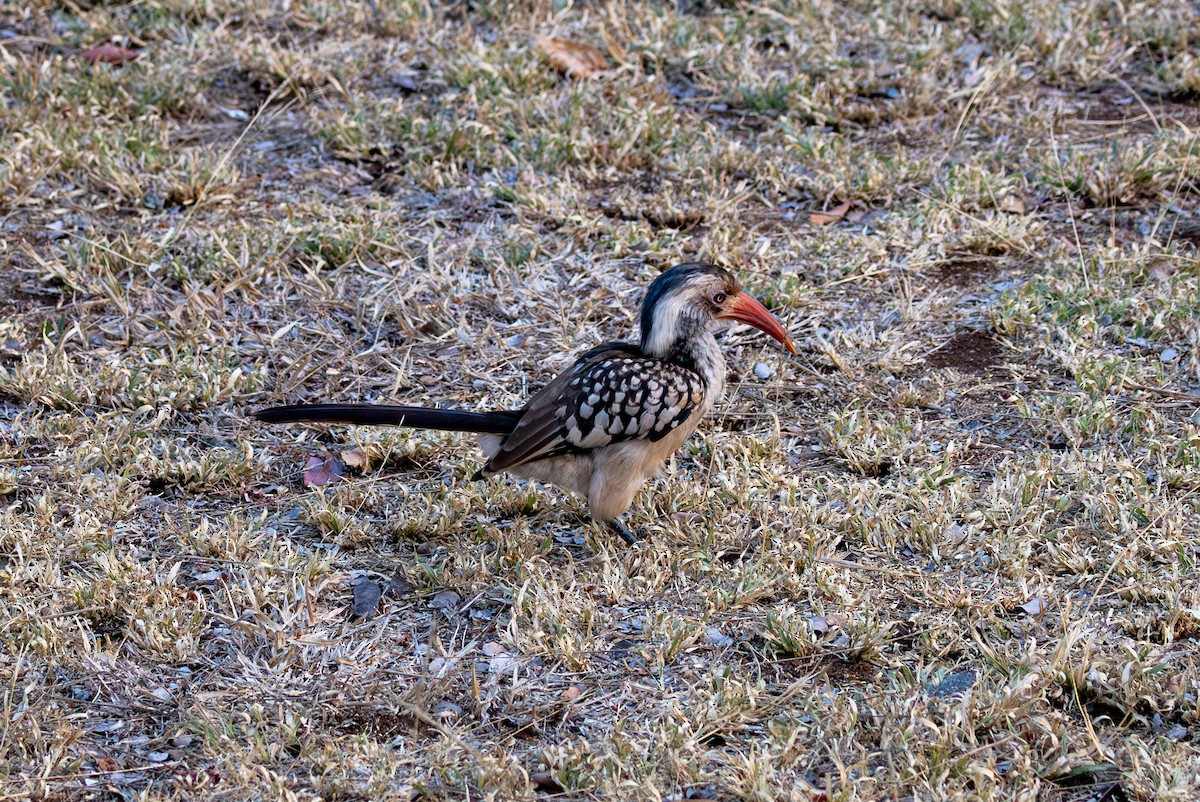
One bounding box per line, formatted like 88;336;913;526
809;200;851;226
302;455;344;487
490;653;518;673
81;44;141;65
340;446;369;470
530;772;565;794
943;523;968;547
537;36;608;79
192;569;226;583
385;574;414;599
561;684;583;701
809;612;847;633
1020;597;1047;616
482;641;507;657
351;580;382;619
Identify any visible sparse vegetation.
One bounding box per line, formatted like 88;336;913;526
2;1;1198;800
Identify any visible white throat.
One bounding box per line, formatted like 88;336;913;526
641;292;691;358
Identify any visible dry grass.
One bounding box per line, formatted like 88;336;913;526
2;1;1199;800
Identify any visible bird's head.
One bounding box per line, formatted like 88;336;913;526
639;262;797;359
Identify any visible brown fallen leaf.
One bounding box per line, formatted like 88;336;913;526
302;455;345;487
81;44;141;66
340;446;369;470
537;36;608;79
809;200;851;226
385;574;414;599
94;755;121;771
530;772;565;794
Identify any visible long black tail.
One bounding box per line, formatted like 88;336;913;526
254;403;521;434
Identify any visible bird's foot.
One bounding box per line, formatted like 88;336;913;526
607;519;640;546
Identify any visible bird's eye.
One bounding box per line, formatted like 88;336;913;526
712;292;727;305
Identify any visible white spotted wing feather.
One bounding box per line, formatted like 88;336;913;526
483;345;707;474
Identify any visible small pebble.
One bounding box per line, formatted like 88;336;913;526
1160;347;1179;362
704;627;734;648
929;670;977;698
753;362;774;380
433;700;463;718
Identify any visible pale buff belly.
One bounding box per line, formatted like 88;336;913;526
475;406;706;521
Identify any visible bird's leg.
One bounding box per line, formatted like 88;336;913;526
606;518;640;545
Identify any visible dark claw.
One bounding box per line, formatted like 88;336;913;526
607;519;639;545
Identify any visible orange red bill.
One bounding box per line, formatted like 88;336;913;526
719;291;797;354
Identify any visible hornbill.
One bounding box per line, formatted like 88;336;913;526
255;262;796;543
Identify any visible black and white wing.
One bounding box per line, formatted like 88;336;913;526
483;344;706;473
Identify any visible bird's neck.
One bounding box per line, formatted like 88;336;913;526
645;328;727;409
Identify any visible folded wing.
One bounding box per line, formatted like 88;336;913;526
484;344;707;473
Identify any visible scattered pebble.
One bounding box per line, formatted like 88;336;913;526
350;580;382;619
929;670;977;698
1160;347;1179;362
753;362;774;380
704;627;733;648
429;590;460;609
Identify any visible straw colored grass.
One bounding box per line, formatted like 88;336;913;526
1;1;1198;800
